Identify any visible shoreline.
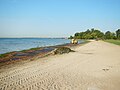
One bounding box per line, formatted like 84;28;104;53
0;41;120;90
0;40;89;66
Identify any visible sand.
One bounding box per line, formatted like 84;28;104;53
0;41;120;90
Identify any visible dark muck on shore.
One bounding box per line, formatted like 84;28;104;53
0;41;88;65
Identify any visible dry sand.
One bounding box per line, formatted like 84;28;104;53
0;41;120;90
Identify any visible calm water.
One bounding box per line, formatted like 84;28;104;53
0;38;84;54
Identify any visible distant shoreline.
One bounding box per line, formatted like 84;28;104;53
0;37;67;39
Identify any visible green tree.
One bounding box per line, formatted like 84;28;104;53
89;29;104;39
116;29;120;39
111;32;117;39
105;31;112;39
105;31;116;39
68;36;73;39
71;28;104;39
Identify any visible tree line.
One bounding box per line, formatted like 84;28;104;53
69;28;120;40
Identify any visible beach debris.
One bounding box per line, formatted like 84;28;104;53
0;44;77;64
52;47;75;54
0;47;54;63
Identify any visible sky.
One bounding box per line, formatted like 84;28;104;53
0;0;120;37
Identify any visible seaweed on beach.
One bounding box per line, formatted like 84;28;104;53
0;47;55;63
0;41;87;64
52;47;75;54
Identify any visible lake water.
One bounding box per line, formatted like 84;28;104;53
0;38;84;54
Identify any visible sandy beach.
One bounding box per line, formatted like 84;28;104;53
0;40;120;90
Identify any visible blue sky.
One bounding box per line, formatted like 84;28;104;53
0;0;120;37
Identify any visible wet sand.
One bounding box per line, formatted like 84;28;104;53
0;41;120;90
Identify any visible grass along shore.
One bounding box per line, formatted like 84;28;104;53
104;40;120;46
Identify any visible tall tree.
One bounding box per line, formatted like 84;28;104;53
72;28;104;39
105;31;112;39
68;36;73;39
105;31;116;39
116;29;120;39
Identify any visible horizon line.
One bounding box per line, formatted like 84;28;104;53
0;37;68;39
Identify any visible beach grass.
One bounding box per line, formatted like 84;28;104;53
0;52;12;58
105;40;120;46
0;54;7;58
